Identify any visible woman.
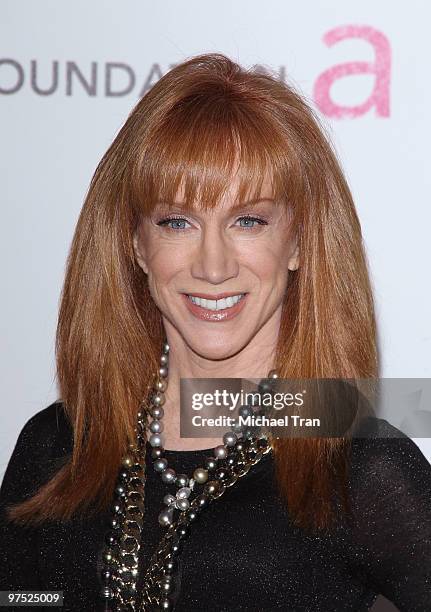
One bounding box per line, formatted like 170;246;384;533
1;53;430;612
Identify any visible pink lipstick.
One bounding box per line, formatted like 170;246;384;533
181;293;248;322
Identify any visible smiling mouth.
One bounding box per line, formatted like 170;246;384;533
181;292;249;321
185;293;247;311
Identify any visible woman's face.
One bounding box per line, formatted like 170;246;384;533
133;173;299;360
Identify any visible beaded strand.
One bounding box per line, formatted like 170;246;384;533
98;340;278;611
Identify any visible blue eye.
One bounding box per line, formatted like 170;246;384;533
157;217;190;230
237;215;267;228
156;215;268;231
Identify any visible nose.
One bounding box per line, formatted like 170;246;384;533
190;224;239;285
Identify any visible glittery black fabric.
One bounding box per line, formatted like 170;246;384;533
0;401;430;611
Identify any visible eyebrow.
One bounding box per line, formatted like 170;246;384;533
155;198;276;211
233;198;276;208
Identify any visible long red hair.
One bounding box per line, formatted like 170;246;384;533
7;53;378;531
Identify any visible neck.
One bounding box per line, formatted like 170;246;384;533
158;323;279;451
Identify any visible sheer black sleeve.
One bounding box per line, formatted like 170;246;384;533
346;418;431;611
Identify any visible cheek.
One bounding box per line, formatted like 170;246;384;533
249;243;291;296
145;247;188;285
147;256;175;282
241;239;287;277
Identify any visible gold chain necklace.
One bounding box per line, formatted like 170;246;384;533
97;340;277;611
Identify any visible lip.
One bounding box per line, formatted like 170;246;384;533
184;292;246;300
181;293;248;322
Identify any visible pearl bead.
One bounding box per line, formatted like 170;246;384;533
191;494;210;510
151;447;163;459
160;353;169;366
164;557;177;574
225;455;236;468
175;498;190;511
203;480;220;496
101;568;113;584
105;531;118;546
160;596;173;610
161;574;173;584
163;493;176;506
171;537;182;555
193;467;209;484
150;419;163;434
214;445;227;459
161;468;177;484
223;431;237;446
154;458;168;472
149;433;163;447
176;487;191;499
159;366;168;378
151;405;164;419
215;467;230;480
175;473;189;487
239;405;253;418
158;507;174;527
184;508;198;522
154;378;168;392
161;579;174;594
152;392;166;406
175;524;190;539
258;380;274;393
103;548;115;564
114;484;126;497
204;457;217;471
162;341;170;354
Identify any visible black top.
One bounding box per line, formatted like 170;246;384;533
0;401;430;612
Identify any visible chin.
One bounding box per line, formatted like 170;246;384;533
184;332;249;361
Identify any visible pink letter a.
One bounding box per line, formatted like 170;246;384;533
313;25;391;118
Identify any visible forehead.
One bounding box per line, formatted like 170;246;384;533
155;170;276;212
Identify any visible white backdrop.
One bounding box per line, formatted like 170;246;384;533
1;0;430;479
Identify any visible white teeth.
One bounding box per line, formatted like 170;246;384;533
187;294;245;311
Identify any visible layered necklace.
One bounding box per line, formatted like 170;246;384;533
98;339;278;611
